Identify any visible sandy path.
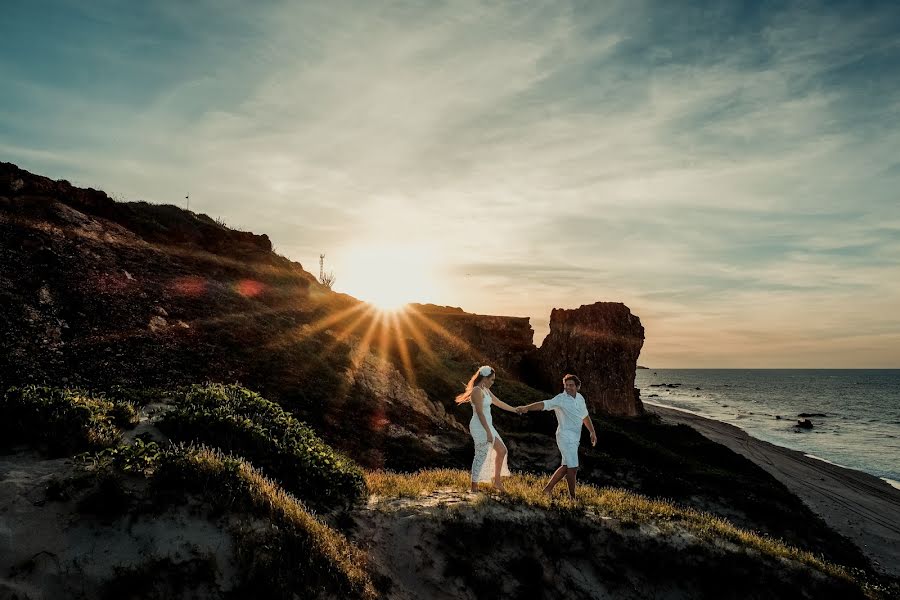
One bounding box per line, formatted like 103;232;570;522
647;404;900;578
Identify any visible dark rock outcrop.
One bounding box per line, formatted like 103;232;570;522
407;302;649;419
409;304;535;375
534;302;645;416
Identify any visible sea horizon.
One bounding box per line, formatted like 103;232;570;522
635;368;900;489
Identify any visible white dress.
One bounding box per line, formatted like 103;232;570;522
468;389;511;483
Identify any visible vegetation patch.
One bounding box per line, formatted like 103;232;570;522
158;383;365;509
0;385;138;456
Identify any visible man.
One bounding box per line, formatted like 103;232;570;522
518;374;597;500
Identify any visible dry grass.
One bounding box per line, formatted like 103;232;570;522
365;469;860;587
161;446;377;599
235;460;375;597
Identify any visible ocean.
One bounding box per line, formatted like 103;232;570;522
634;369;900;488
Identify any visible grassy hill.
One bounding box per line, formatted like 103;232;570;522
2;384;895;599
2;163;897;598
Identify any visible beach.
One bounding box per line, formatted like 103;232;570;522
648;403;900;578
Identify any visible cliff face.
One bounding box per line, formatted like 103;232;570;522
409;304;535;375
407;302;646;417
535;302;645;416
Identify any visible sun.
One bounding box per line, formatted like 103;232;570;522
361;286;411;312
335;242;442;311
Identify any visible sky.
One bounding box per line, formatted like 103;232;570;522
2;0;899;367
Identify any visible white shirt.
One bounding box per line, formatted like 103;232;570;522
543;392;589;438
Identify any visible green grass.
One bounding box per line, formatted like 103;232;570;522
158;383;365;509
0;385;138;455
365;469;866;590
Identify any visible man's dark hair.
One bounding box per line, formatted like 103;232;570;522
562;374;581;387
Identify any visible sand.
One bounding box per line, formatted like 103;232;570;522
647;404;900;578
0;451;236;598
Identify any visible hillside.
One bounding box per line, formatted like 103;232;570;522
0;385;888;599
1;163;895;598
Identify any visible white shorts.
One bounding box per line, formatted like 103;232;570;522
556;433;580;468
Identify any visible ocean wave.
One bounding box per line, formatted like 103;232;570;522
803;453;854;470
882;478;900;491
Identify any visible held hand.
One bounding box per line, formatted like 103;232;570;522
515;406;524;414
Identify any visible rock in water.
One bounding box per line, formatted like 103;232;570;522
535;302;645;416
796;419;813;429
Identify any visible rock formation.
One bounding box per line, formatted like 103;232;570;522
534;302;645;416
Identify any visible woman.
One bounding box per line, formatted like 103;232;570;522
455;365;518;491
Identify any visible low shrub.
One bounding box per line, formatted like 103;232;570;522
159;383;365;509
0;386;138;455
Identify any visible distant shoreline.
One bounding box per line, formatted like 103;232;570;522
647;403;900;578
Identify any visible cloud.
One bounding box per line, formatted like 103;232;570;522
2;0;899;366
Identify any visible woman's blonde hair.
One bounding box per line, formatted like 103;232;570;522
455;366;495;404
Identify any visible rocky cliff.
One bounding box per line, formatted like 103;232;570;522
0;162;646;466
407;302;647;418
534;302;645;416
408;304;535;375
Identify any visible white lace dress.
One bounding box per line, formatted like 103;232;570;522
468;389;511;482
